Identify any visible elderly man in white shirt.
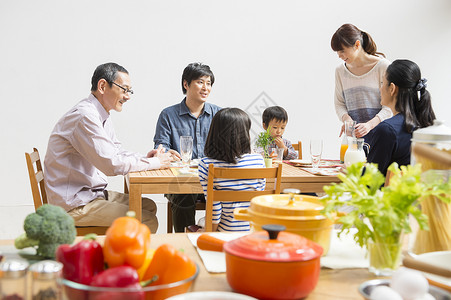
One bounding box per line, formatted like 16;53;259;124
44;62;175;232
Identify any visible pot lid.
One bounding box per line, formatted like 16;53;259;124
223;224;323;262
250;194;324;217
412;120;451;142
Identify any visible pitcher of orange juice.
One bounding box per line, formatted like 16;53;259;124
340;120;356;163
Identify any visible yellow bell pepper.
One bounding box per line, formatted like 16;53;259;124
137;248;155;280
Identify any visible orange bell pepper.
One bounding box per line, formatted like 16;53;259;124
103;211;151;269
142;244;196;284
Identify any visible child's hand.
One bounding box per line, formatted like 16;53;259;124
274;137;285;149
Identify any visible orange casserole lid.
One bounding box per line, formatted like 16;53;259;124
223;224;323;262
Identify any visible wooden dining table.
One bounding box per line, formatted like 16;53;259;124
125;163;341;222
0;233;375;299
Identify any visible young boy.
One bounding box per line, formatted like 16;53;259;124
262;106;297;160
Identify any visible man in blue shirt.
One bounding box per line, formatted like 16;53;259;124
154;63;221;232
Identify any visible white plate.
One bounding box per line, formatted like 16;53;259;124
190;158;200;167
170;159;200;168
290;159;311;165
416;251;451;292
166;291;258;300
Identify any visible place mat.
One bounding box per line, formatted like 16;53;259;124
170;167;199;177
300;167;341;176
287;159;343;168
321;228;368;269
187;232;247;273
0;244;46;264
188;229;367;273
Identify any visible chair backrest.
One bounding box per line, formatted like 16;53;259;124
204;164;282;231
384;169;393;187
25;148;47;210
25;147;108;236
292;141;302;159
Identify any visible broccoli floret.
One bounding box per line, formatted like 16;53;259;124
15;204;76;258
14;232;39;249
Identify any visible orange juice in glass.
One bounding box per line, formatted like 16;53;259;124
340;143;348;163
340;120;356;163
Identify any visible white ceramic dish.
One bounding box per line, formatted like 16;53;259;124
166;291;258;300
170;159;200;168
290;159;311;165
190;158;200;167
416;251;451;292
359;279;451;299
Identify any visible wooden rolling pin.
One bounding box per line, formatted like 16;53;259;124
403;254;451;278
412;143;451;168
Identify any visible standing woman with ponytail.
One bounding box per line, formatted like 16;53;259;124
331;24;392;145
367;59;435;175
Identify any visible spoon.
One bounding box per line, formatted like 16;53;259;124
403;252;451;278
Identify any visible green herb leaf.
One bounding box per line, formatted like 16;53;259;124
320;162;451;249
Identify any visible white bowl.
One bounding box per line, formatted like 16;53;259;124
416;251;451;292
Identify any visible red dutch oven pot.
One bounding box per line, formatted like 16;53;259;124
198;224;323;299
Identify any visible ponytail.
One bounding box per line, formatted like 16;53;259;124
331;24;385;58
415;84;435;129
361;31;385;58
387;60;436;133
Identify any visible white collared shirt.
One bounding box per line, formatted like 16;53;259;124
44;94;160;211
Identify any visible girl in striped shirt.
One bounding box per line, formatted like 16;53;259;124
198;108;265;232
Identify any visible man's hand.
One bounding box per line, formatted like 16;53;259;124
147;144;165;158
168;149;181;161
147;145;181;161
155;151;173;169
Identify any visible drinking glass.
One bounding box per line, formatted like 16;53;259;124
180;136;193;170
275;148;284;163
310;139;323;172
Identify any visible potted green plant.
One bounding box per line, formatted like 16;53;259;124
255;128;275;167
320;162;451;276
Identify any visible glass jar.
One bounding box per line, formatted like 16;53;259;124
30;260;63;300
0;258;29;300
340;120;356;163
368;239;403;276
411;120;451;254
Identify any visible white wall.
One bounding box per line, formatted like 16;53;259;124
1;0;450;239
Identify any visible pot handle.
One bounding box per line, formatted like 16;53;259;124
233;207;251;221
262;224;286;240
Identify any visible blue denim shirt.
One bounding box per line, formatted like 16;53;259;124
153;98;221;159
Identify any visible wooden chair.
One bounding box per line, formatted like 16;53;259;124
25;148;108;236
204;164;282;232
292;141;302;159
384;169;393;187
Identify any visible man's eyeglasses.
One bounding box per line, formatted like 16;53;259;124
112;82;134;95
